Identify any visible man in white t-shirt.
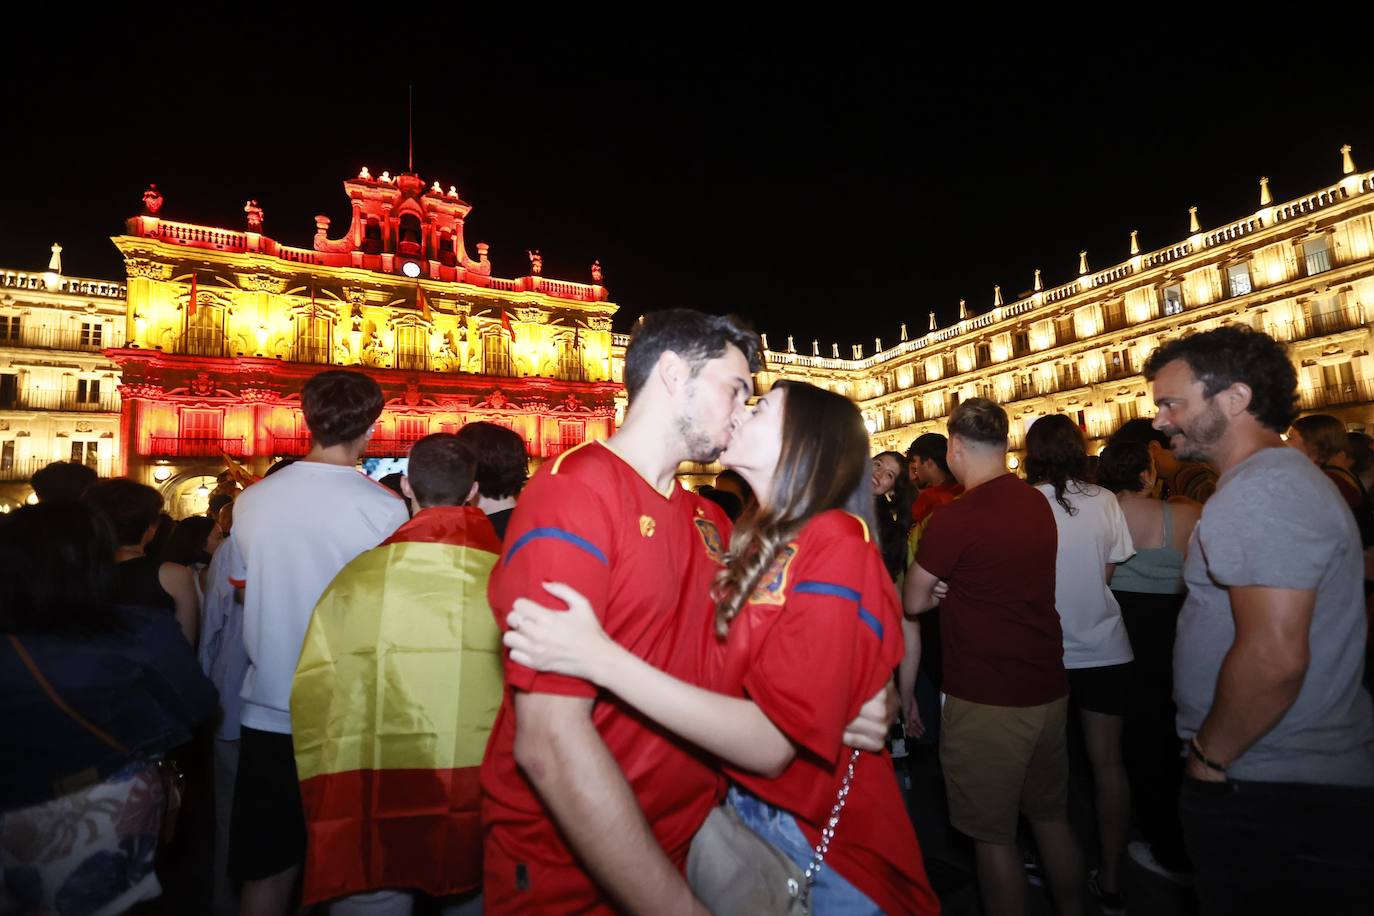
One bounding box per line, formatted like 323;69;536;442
226;370;409;916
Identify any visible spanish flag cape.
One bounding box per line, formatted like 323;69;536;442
291;505;504;905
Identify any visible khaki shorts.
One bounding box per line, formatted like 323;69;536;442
939;694;1069;844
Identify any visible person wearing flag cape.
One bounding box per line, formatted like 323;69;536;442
291;434;503;914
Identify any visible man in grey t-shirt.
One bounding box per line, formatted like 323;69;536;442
1145;326;1374;913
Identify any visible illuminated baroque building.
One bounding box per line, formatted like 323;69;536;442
4;150;1374;509
0;248;127;508
103;170;622;513
756;147;1374;469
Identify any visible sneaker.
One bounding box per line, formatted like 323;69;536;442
1087;869;1125;916
1127;840;1195;886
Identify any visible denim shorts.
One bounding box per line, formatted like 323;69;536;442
726;785;882;915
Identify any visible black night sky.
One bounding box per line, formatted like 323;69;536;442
4;24;1373;352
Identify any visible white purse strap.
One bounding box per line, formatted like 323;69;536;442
803;747;860;884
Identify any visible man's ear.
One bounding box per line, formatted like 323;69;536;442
466;480;480;504
401;475;414;500
1219;382;1254;419
655;350;688;397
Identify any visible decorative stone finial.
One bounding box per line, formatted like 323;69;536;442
591;260;603;283
359;166;371;179
244;200;264;231
475;242;490;262
761;333;770;350
875;337;882;352
900;323;908;342
526;250;542;276
832;343;840;359
1033;269;1043;292
787;335;796;353
380;171;392;183
929;311;937;332
1342;144;1357;175
448;185;459;197
1259;177;1272;206
1189;206;1200;233
1130;230;1139;255
812;339;819;356
431;181;443;194
854;344;864;359
993;285;1003;307
142;184;163;215
48;243;62;274
1078;250;1089;276
958;299;968;320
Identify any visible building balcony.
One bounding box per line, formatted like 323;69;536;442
1102;358;1138;382
291;344;336;366
0;457;114;482
0;327;120;353
1300;378;1374;410
147;436;246;457
365;437;426;457
267;436;312;456
3;389;120;412
173;329;230;357
1274;306;1365;343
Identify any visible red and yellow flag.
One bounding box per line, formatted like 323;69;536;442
291;506;504;904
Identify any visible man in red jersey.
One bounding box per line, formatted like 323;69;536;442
481;309;761;914
481;310;893;913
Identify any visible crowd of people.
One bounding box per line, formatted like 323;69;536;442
2;311;1372;916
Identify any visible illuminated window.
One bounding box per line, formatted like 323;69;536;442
76;378;101;404
70;440;99;468
1226;263;1253;297
484;333;511;376
295;315;332;364
181;409;222;440
396;417;428;443
1012;330;1031;357
975;343;992;367
183;304;225;356
395;326;427;371
558;335;583;380
1304;236;1332;276
559;420;585;449
0;316;20;342
1161;284;1184;316
80;322;103;348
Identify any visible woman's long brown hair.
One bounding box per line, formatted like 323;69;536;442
713;381;877;636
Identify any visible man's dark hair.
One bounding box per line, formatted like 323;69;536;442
455;422;528;499
622;309;764;403
301;370;385;447
1109;417;1171;450
83;478;165;547
31;461;99;502
406;434;477;508
947;398;1009;446
906;433;952;477
0;501;120;634
1143;326;1299;433
162;515;216;567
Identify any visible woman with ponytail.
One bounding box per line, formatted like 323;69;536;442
504;380;937;914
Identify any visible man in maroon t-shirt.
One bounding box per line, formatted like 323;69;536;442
904;398;1085;916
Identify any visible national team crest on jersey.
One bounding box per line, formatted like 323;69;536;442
694;517;726;564
749;544;797;606
639;515;656;538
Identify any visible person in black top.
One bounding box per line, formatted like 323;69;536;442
84;479;200;645
455;421;529;540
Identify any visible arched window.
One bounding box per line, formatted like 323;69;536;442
398;214;422;258
294;314;332;364
183;303;225;356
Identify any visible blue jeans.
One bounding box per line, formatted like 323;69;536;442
726;786;883;915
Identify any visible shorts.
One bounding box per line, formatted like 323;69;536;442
228;726;306;881
1068;661;1134;715
940;695;1068;844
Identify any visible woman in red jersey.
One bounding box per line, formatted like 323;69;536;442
505;381;939;915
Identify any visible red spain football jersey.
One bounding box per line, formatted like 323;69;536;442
480;442;729;914
717;510;940;915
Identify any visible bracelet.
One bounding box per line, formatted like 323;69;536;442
1190;735;1228;773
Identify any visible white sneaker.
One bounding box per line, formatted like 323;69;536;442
1127;840;1194;886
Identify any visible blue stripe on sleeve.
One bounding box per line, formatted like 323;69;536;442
504;527;608;566
794;580;884;641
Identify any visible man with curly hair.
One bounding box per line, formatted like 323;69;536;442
1145;326;1374;913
